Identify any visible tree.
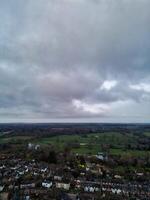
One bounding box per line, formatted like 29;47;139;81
48;150;57;164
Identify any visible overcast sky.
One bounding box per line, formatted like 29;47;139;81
0;0;150;123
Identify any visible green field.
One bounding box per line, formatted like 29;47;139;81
0;132;149;157
34;133;150;157
144;132;150;137
0;136;33;144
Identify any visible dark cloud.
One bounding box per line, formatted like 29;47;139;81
0;0;150;122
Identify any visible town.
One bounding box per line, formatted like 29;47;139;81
0;123;150;200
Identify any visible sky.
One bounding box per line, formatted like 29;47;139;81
0;0;150;123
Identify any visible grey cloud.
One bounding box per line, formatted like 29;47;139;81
0;0;150;122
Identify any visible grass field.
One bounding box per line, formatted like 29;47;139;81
34;133;150;157
144;132;150;137
0;133;149;157
0;136;32;144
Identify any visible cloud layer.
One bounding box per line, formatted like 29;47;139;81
0;0;150;122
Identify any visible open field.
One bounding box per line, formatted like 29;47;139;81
0;131;150;157
33;133;150;157
0;136;33;144
144;132;150;137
